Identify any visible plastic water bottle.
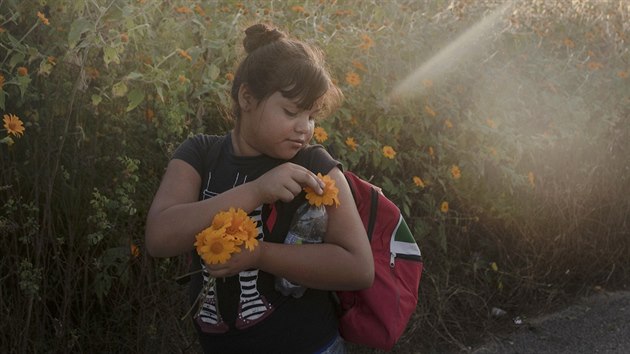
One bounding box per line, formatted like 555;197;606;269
275;202;328;298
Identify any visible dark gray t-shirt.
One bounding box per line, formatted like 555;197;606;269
172;132;341;353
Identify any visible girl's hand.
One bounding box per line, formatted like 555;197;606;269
204;241;265;278
253;163;325;204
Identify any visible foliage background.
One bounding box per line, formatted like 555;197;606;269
1;0;628;352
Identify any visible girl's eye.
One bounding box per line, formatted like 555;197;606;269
283;109;298;117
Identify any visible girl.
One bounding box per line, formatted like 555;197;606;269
145;23;374;354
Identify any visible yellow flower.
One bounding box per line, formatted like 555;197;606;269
47;56;57;65
450;165;461;179
313;127;328;143
424;105;436;117
17;67;28;76
587;61;603;71
382;145;396;159
130;244;140;258
444;119;453;129
563;37;575;48
196;230;239;264
490;262;499;272
291;5;305;13
304;173;340;207
486;118;497;128
178;75;187;84
195;208;259;264
618;70;629;79
440;201;449;213
225;72;234;81
345;71;361;87
175;6;193;14
37;11;50;25
345;137;358;151
177;49;192;61
359;34;374;50
145;108;155;123
194;4;206;16
3;114;26;137
413;176;425;188
428;146;435;158
351;60;367;72
528;171;535;188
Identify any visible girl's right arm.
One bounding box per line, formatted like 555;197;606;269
145;160;324;258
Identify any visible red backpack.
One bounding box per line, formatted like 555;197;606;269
336;171;424;351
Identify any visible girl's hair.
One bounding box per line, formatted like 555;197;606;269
231;23;342;119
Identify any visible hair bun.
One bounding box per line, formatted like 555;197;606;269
243;24;285;53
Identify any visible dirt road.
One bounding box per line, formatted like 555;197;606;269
471;290;630;354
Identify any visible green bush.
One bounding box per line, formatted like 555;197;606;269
1;0;628;352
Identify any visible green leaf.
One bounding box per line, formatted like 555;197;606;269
68;18;92;49
17;75;31;98
126;89;144;112
91;94;102;106
9;52;25;70
103;46;120;66
208;63;220;81
112;81;128;97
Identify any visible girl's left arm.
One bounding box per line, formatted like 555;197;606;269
206;166;374;291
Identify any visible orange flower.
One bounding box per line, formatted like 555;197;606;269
413;176;425;188
17;67;28;76
359;34;374;50
130;244;140;258
0;74;4;89
527;171;535;188
444;119;453;129
382;145;396;159
345;71;361;87
424;105;436;117
3;114;26;137
145;108;155;123
37;11;50;25
291;5;305;13
313;127;328;143
450;165;461;179
194;4;206;16
175;6;193;14
120;33;129;42
440;201;449;213
351;60;367;72
195;207;259;264
225;72;234;81
304;173;340;207
178;75;187;84
47;56;56;65
428;146;435;158
345;137;358;151
618;70;629;79
486;118;497;128
422;79;433;88
587;61;603;71
563;37;575;48
177;49;192;61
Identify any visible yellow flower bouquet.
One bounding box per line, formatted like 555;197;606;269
181;207;259;320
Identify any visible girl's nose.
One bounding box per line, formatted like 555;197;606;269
295;114;312;133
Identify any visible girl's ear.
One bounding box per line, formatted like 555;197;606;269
238;84;254;112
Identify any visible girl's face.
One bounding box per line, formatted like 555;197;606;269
237;90;319;160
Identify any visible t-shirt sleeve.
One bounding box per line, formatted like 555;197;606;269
171;134;221;177
293;144;342;175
